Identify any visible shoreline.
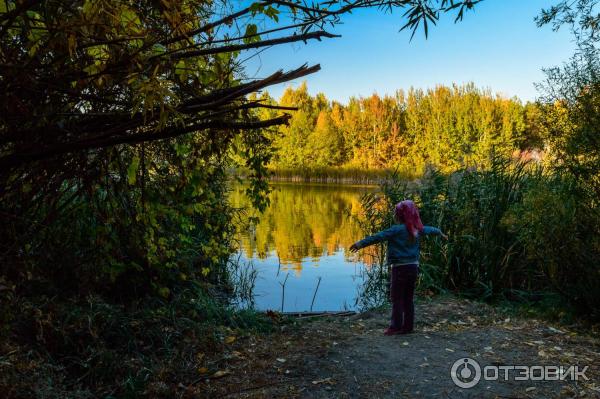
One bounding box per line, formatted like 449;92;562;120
233;168;417;186
267;177;381;187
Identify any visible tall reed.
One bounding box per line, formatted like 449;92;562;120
356;157;600;320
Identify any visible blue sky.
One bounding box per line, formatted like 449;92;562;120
244;0;576;103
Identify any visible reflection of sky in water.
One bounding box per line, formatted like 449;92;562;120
239;249;366;312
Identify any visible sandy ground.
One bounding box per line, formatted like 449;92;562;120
191;297;600;398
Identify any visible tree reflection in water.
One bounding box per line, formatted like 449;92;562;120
230;182;387;311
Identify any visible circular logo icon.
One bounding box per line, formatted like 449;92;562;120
451;357;481;389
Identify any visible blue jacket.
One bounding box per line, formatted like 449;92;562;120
355;224;442;265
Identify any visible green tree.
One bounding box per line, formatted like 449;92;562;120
308;110;346;166
268;83;530;175
536;0;600;195
0;0;484;293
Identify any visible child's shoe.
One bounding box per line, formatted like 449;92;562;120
383;327;402;336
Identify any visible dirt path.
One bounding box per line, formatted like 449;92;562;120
193;297;600;398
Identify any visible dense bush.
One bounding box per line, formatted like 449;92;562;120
0;286;273;398
358;158;600;320
1;138;241;299
504;173;600;318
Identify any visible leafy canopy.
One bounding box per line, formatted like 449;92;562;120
0;0;482;294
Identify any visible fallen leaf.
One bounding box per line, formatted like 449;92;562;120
276;358;286;363
198;367;208;374
445;348;455;352
312;377;334;385
586;383;600;392
526;387;536;392
211;370;231;379
224;336;236;344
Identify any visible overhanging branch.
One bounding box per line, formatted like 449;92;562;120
0;115;292;169
167;31;340;60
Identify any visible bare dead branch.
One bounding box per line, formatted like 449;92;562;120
167;31;340;60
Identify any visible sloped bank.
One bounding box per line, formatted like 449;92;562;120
188;296;600;398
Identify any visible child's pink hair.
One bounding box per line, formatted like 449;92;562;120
395;200;424;239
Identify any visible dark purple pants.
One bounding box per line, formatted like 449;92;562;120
390;264;418;332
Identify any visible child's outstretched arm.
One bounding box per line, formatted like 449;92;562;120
349;227;397;252
422;226;448;240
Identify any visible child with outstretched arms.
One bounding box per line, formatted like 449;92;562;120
350;200;447;335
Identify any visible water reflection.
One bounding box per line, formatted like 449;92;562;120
231;183;379;311
232;183;372;271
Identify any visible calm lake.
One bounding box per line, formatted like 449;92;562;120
230;182;378;312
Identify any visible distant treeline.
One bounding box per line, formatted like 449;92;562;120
251;83;544;180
